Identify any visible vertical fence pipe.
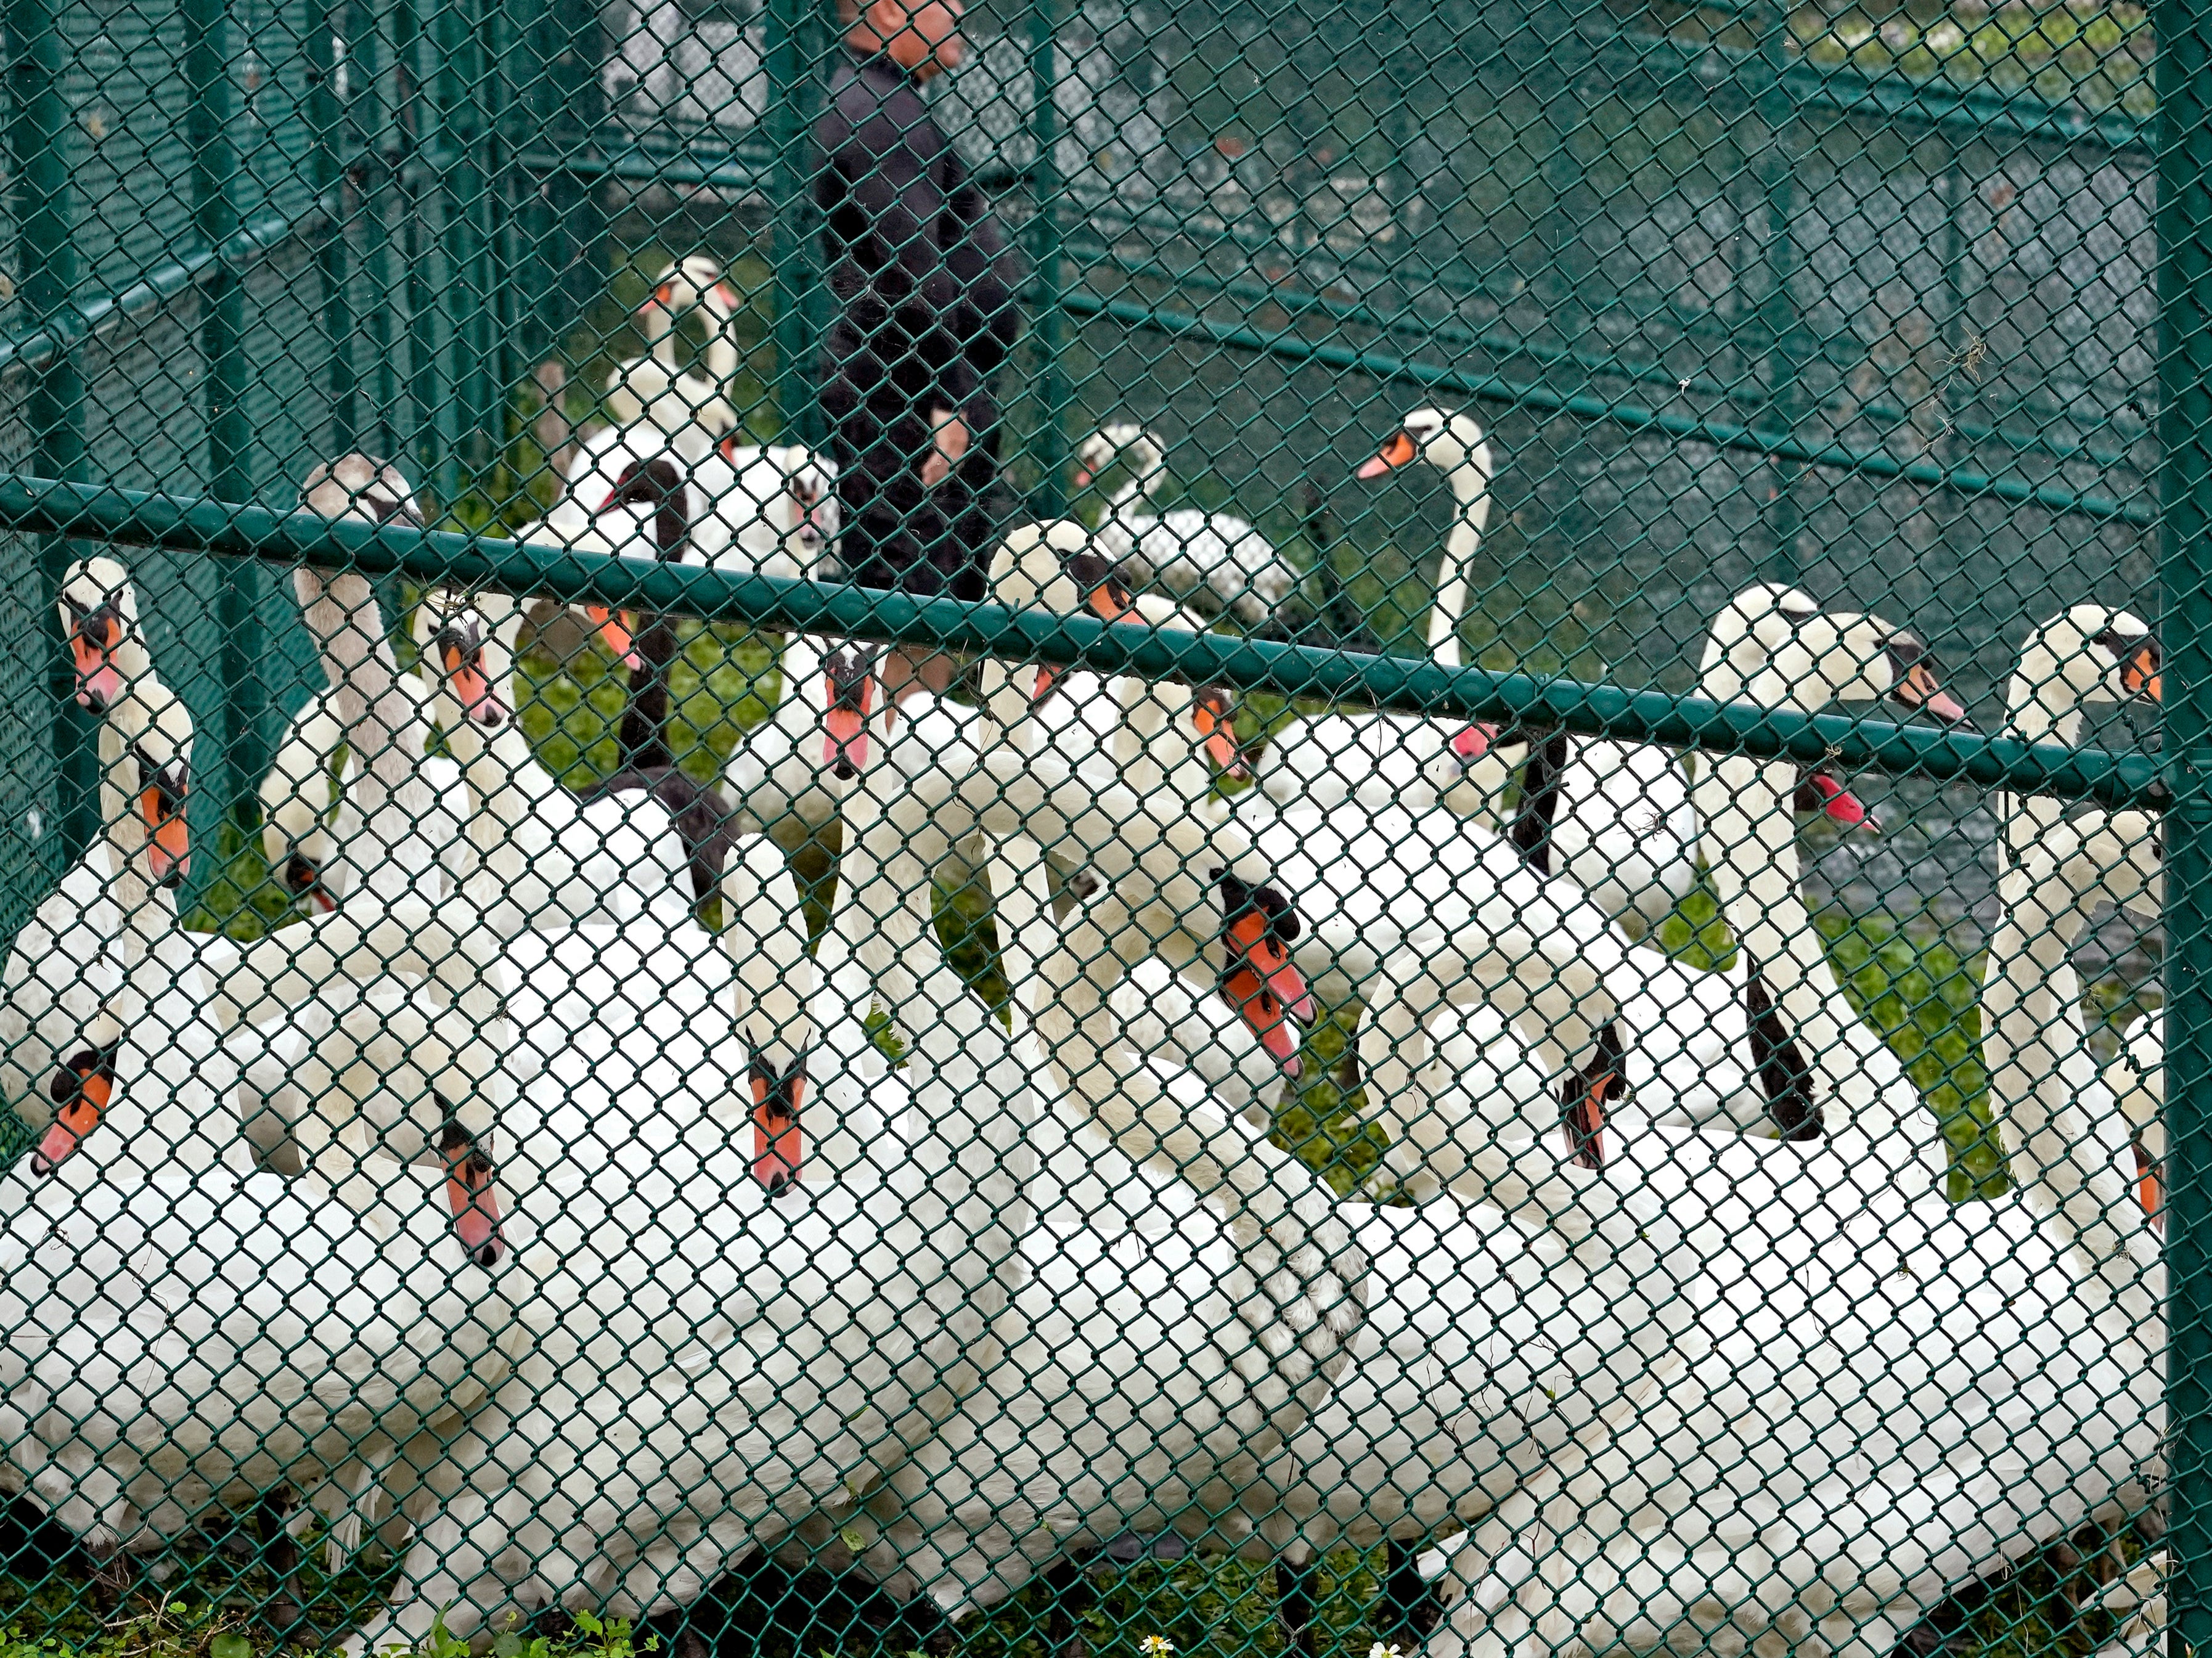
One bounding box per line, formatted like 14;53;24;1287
6;0;94;862
2158;0;2212;1640
1752;0;1807;587
353;0;407;460
184;0;271;820
765;0;821;445
1023;0;1067;521
434;0;496;481
308;0;359;449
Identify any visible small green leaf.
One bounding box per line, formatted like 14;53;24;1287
211;1633;255;1658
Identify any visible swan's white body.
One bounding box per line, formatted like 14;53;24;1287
1408;597;2163;1658
1;539;522;1566
1080;423;1299;627
342;846;1040;1656
258;684;467;912
602;254;741;457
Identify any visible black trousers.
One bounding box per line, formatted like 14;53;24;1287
823;370;1003;603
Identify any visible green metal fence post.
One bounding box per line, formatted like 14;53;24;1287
1024;0;1067;522
308;0;359;449
6;0;95;864
765;0;823;446
1753;0;1809;587
184;0;271;821
2159;0;2212;1641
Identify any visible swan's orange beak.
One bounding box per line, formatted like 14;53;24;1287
1357;431;1420;480
68;615;125;711
442;643;507;729
141;785;190;888
440;1127;504;1268
1565;1077;1609;1171
1191;688;1248;780
749;1057;806;1195
2136;1140;2163;1231
33;1048;117;1174
585;605;643;674
1222;963;1300;1076
2124;648;2162;703
1221;905;1316;1062
1895;662;1969;725
1802;771;1880;835
1450;723;1496;762
1030;664;1062;708
823;652;878;780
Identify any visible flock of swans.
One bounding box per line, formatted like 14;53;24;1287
0;254;2176;1658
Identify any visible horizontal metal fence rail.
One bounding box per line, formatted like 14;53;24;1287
0;470;2164;809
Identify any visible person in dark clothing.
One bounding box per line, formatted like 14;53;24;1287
816;0;1020;697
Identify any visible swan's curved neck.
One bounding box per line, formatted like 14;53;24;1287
1693;737;1915;1149
1983;856;2165;1331
1424;446;1490;671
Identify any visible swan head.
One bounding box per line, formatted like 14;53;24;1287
820;640;883;780
436;1109;505;1270
711;440;843;577
2012;606;2161;719
747;1045;808;1196
1700;586;1969;724
31;1031;123;1174
1356;407;1495;492
650;253;738;322
112;684;195;891
414;589;513;732
55;555;147;713
990;521;1141;709
1210;867;1316;1078
300;454;423;530
568;427;696;562
1072;422;1165;494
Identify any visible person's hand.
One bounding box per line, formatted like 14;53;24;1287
921;408;970;488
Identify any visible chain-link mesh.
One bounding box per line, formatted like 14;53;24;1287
0;0;2185;1655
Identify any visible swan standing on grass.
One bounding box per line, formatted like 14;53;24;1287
602;254;742;457
2;557;194;1128
1403;605;2158;1658
0;635;523;1583
1078;422;1301;628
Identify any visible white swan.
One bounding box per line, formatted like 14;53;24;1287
602;253;741;457
1403;603;2159;1658
1690;586;1969;1137
1981;607;2165;1283
1252;408;1503;814
1424;817;2163;1658
0;642;521;1570
1078;422;1300;627
337;881;1043;1655
694;436;843;582
1;557;191;1128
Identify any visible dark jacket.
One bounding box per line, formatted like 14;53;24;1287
814;49;1021;435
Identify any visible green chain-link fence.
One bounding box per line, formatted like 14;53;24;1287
0;0;2190;1654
